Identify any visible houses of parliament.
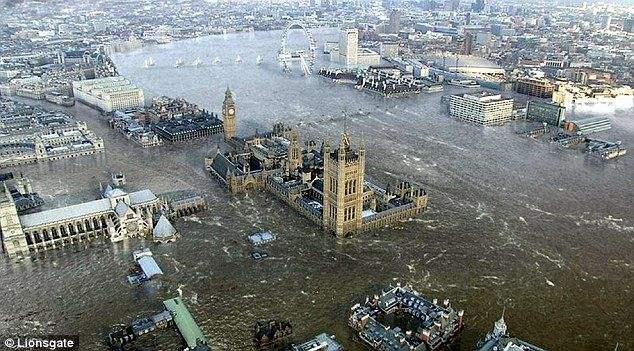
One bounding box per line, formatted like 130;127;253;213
205;88;428;237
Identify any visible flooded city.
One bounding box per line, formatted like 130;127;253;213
1;28;632;351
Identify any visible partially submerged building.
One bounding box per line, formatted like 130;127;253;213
206;89;428;237
72;76;144;112
248;231;276;246
0;172;209;257
525;101;566;127
127;248;163;284
0;183;160;257
108;297;209;351
348;285;464;351
562;116;611;135
0;172;43;213
449;91;514;126
0;99;105;167
153;215;177;243
476;313;547;351
292;333;344;351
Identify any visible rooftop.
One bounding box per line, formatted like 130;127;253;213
137;255;163;279
292;333;344;351
163;297;208;350
19;198;112;228
459;91;511;103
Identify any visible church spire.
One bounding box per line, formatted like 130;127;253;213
340;131;351;150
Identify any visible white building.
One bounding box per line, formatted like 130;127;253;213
72;77;145;112
380;42;399;59
330;28;381;67
339;28;358;66
449;91;514;126
357;48;381;66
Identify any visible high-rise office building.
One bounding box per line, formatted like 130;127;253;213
338;28;359;66
449;91;514;126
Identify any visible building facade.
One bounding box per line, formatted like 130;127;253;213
1;180;160;258
0;99;105;167
322;134;365;236
449;91;514;126
379;42;399;59
515;78;555;98
338;28;359;66
526;101;565;127
205;91;428;238
0;184;27;257
72;76;145;112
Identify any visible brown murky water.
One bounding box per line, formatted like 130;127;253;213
1;29;632;351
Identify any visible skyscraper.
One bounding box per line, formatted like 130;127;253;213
338;28;359;66
322;132;365;237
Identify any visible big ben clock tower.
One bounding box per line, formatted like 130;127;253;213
222;87;236;140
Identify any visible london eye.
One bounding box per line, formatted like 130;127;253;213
277;21;317;76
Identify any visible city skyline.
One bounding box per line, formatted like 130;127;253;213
0;0;632;350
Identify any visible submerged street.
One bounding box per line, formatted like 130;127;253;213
0;28;632;351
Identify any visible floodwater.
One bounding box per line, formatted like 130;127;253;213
1;28;632;351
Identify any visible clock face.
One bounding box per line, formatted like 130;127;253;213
228;108;235;115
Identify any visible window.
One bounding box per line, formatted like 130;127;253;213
344;206;356;221
329;177;338;193
344;179;358;196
